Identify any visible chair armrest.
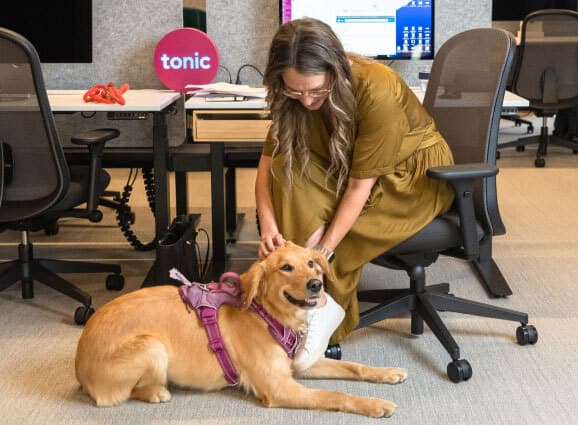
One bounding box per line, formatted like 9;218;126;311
427;163;498;180
427;163;499;260
71;128;120;220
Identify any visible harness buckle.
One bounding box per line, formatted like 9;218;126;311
200;307;217;325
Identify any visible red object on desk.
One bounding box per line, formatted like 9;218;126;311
83;82;129;105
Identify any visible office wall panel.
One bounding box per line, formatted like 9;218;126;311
43;0;185;147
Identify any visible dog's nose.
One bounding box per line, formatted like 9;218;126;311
307;279;322;294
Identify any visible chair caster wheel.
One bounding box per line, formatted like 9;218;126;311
106;274;125;291
43;221;59;235
516;325;538;346
325;344;342;360
516;145;525;152
447;359;472;383
75;306;95;325
534;157;545;167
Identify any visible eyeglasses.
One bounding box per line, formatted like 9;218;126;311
282;87;332;100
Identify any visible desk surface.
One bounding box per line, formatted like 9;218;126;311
185;88;529;110
47;89;181;112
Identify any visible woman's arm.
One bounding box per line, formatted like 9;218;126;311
255;154;285;258
315;176;378;253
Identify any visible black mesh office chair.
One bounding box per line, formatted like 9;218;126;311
353;29;537;382
0;28;124;324
498;9;578;167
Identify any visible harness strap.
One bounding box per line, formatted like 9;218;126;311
250;302;302;358
198;306;239;385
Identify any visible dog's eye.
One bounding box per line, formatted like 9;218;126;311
307;260;314;268
280;264;294;272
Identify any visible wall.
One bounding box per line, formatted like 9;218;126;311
208;0;492;86
42;0;493;147
43;0;185;147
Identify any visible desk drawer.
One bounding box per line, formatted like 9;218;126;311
192;110;271;142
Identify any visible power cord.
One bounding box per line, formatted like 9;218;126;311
235;64;264;85
219;65;233;83
116;168;157;251
195;227;211;280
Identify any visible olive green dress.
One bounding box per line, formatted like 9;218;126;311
261;61;455;343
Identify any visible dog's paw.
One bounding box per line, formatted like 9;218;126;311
152;387;172;403
131;386;172;403
376;367;408;385
359;397;397;418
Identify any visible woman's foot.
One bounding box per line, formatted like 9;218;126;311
293;293;345;371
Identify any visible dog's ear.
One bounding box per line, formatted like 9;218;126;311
239;260;265;309
312;249;336;282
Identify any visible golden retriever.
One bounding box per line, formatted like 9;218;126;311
75;242;407;417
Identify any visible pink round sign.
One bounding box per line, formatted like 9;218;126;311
154;28;219;92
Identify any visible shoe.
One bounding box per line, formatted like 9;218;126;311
293;293;345;371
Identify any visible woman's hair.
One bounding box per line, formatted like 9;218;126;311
263;18;356;194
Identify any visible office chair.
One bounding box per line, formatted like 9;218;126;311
498;9;578;167
352;28;538;382
0;28;124;324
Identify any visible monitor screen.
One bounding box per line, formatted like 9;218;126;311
0;0;92;63
493;0;577;21
280;0;434;60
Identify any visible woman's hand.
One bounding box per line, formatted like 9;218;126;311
259;232;286;259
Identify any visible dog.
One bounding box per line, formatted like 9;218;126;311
75;241;407;418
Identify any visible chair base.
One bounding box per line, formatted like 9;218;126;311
356;264;534;381
0;240;123;324
498;118;578;167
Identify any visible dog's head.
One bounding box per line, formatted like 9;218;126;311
240;241;335;330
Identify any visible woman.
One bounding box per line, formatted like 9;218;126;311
256;18;454;370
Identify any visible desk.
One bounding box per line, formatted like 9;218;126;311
47;89;182;241
185;90;529;278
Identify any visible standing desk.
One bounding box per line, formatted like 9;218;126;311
184;89;529;280
47;89;182;241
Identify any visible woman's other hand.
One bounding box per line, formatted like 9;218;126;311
259;232;286;259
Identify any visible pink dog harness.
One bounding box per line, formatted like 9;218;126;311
171;268;302;386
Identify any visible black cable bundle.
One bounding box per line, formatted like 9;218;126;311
116;168;157;251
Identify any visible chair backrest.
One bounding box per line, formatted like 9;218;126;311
423;28;516;236
510;9;578;110
0;27;69;223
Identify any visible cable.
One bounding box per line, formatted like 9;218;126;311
195;227;211;280
115;168;157;251
219;65;233;84
234;64;264;85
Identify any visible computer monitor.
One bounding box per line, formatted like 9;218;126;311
0;0;92;63
279;0;434;60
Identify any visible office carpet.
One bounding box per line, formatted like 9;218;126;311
0;145;577;425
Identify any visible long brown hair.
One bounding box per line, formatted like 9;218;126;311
263;18;356;194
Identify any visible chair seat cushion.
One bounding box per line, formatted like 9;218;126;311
384;212;485;255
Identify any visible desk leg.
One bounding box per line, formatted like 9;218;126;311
210;143;227;277
153;111;171;240
175;172;188;216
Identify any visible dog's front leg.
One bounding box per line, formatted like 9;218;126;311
253;379;397;418
296;358;407;384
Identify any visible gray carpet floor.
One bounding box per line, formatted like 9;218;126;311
0;142;577;424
